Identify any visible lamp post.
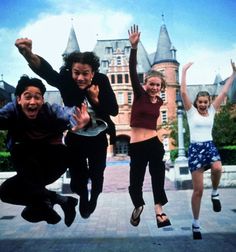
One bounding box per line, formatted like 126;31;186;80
174;92;190;189
175;93;187;160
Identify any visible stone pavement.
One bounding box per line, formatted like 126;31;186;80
0;164;236;252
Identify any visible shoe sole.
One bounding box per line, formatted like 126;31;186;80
157;219;171;228
156;213;171;228
193;231;202;240
211;198;221;212
192;225;202;240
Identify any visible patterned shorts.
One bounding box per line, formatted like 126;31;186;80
188;141;221;173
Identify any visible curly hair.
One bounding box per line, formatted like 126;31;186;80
63;51;100;73
144;70;166;91
15;75;46;96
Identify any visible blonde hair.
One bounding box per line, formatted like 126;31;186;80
144;70;166;91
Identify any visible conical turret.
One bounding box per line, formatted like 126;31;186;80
62;25;80;58
153;15;177;65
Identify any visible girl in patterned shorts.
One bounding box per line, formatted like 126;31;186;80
180;60;236;239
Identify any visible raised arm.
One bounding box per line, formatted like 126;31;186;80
128;24;143;96
128;24;140;50
180;62;194;111
15;38;41;69
15;38;63;88
212;60;236;110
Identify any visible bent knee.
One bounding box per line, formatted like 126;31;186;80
211;161;222;172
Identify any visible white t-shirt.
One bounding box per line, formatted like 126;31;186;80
186;104;216;143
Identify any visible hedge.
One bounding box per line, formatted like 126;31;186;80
0;152;13;171
218;148;236;165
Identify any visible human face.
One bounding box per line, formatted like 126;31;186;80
196;96;210;115
144;76;162;98
71;62;95;90
17;86;44;119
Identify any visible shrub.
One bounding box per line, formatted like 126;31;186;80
219;146;236;165
0;152;14;171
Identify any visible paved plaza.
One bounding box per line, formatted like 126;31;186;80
0;164;236;252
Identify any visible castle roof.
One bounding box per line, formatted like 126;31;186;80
153;17;178;65
0;80;15;101
62;25;80;58
93;39;151;74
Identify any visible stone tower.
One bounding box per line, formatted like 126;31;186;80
151;16;180;157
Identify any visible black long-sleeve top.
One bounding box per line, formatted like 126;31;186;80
129;49;163;130
29;57;119;144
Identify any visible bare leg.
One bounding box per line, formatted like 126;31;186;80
211;161;222;212
191;169;204;239
191;169;204;220
211;161;222;190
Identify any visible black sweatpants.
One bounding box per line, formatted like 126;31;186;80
0;143;69;206
129;136;168;208
65;132;108;199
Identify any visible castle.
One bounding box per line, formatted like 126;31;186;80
1;19;231;160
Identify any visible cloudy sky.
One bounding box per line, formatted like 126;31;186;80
1;0;236;90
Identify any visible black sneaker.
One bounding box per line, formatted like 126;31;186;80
211;194;221;212
79;196;90;219
61;196;78;227
192;225;202;240
88;194;99;215
21;203;61;224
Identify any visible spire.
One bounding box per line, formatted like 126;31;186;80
161;13;165;25
62;23;80;58
153;15;177;64
213;73;223;85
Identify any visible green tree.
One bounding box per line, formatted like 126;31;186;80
0;130;7;151
213;102;236;147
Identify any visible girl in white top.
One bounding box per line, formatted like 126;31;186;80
181;60;236;240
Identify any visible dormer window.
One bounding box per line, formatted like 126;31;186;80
124;46;131;54
105;47;113;54
101;60;109;68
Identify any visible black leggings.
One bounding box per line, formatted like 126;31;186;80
65;132;108;198
129;137;168;208
0;144;68;206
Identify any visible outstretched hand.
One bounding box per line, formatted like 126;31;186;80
71;103;90;131
231;59;236;74
182;62;194;72
128;24;140;49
